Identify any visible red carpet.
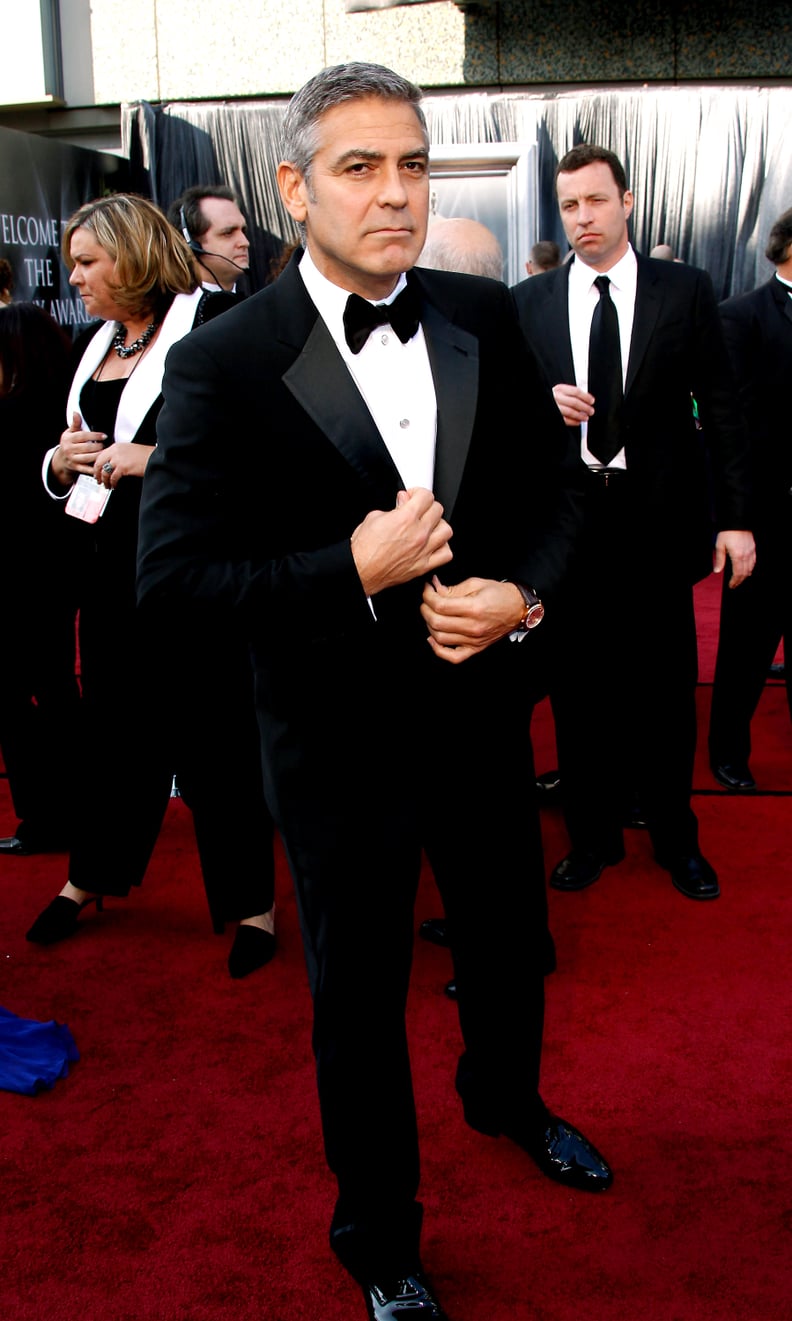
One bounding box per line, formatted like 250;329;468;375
1;577;790;1320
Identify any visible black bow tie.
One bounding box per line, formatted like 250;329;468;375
343;283;421;354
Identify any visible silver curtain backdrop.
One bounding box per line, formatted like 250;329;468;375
122;84;792;298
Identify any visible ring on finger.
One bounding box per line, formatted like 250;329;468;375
102;462;114;475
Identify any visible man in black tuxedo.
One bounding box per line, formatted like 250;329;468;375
138;64;612;1321
513;144;755;902
708;207;792;790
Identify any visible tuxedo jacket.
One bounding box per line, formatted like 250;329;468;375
137;252;576;836
512;254;751;584
719;275;792;546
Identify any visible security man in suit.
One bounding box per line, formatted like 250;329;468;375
138;64;613;1321
167;185;250;294
708;206;792;790
513;144;755;902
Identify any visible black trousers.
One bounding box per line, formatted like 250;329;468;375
174;627;276;929
708;535;791;766
0;585;80;847
550;473;700;861
259;638;548;1280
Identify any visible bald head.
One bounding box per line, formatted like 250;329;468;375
650;243;675;261
417;216;503;280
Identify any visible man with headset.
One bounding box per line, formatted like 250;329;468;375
167;185;250;294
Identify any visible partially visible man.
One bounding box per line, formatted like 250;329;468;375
513;144;754;902
708;206;792;790
167;184;250;292
139;64;612;1321
526;239;561;275
417;215;503;279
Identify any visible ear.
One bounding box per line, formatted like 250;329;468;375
623;189;635;222
278;162;308;223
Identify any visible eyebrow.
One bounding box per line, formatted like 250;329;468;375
332;146;430;168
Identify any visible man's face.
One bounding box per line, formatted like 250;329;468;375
196;197;250;289
278;96;430;300
556;161;633;272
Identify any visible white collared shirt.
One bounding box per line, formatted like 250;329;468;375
568;245;638;469
298;248;437;490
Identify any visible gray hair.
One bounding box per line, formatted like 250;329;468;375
281;62;428;183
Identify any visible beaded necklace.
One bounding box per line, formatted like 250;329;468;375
112;320;158;359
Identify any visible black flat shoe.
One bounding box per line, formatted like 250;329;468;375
656;852;720;900
228;925;276;978
550;847;624;891
507;1113;613;1193
362;1274;448;1320
26;894;104;945
711;761;756;793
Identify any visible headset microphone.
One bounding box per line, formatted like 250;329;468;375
179;206;247;274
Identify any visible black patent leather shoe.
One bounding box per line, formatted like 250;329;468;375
362;1274;448;1320
535;768;562;801
711;761;756;793
26;894;104;945
508;1113;613;1192
656;852;720;900
444;979;457;1000
550;848;624;891
0;836;29;855
419;918;450;947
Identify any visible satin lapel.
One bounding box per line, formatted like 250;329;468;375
420;299;478;517
282;312;403;499
625;257;663;393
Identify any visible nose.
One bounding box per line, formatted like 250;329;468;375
377;164;409;209
69;267;81;285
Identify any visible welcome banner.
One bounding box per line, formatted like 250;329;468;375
0;125;128;332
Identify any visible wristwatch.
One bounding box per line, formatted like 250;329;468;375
513;582;545;631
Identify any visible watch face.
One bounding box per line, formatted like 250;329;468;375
524;602;545;629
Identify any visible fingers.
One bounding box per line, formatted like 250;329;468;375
553;383;595;426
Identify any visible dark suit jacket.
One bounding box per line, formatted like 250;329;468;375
137;251;575;842
719;275;792;547
512;254;751;584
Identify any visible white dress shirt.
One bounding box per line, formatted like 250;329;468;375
568;245;637;469
298;249;437;490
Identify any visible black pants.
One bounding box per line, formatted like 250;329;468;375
259;638;548;1280
709;537;791;766
0;587;80;848
550;473;700;861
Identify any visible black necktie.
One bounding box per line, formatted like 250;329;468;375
586;274;623;465
343;283;420;354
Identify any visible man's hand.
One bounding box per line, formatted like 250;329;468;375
421;575;525;665
552;383;595;427
713;529;756;588
351;487;453;597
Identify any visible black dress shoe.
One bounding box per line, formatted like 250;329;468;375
444;979;457;1000
0;836;29;855
656;852;720;900
228;925;276;978
362;1274;448;1320
0;834;69;855
507;1113;613;1193
550;848;624;891
419;918;450;948
26;894;104;945
535;768;562;801
711;761;756;793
